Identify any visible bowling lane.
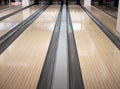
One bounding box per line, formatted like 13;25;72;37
69;5;120;89
0;5;60;89
0;5;41;37
0;5;9;10
84;6;120;37
0;5;22;16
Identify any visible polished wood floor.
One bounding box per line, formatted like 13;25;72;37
85;6;120;37
69;5;120;89
0;5;11;11
0;5;22;16
0;5;60;89
0;4;120;89
93;5;118;18
0;5;41;37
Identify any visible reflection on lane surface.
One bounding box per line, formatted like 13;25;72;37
0;5;41;37
0;5;60;89
69;5;120;89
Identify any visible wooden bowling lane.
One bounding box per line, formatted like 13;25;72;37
69;5;120;89
0;5;60;89
0;5;10;10
0;5;22;16
84;6;120;37
0;5;41;37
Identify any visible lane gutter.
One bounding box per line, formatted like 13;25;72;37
0;4;34;21
37;4;85;89
80;5;120;50
51;4;68;89
36;5;62;89
67;5;85;89
0;4;49;54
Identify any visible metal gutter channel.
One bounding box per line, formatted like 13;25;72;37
36;5;62;89
51;4;69;89
67;5;85;89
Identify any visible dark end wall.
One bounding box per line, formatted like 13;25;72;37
35;0;39;4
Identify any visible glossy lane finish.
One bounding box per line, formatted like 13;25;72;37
69;5;120;89
0;5;41;37
0;5;22;16
0;5;21;13
0;5;10;11
85;6;120;37
0;5;60;89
